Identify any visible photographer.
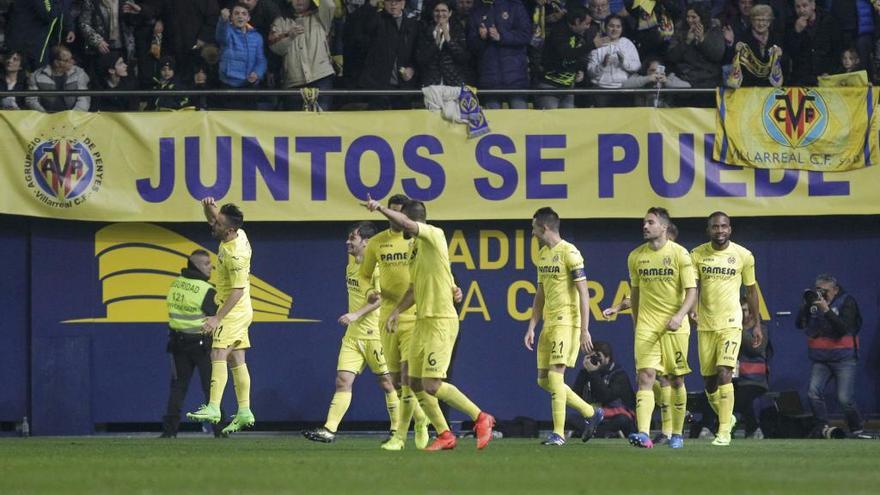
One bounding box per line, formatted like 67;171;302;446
571;341;636;438
795;274;865;436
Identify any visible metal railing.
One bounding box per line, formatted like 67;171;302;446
3;87;717;98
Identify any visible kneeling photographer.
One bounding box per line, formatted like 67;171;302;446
570;341;636;438
795;274;866;437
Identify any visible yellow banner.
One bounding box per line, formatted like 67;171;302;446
2;108;879;221
714;87;876;172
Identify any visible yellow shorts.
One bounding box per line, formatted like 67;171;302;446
537;325;579;369
380;313;416;374
635;326;680;372
336;336;389;375
657;330;692;376
212;313;252;350
410;317;458;379
698;328;742;376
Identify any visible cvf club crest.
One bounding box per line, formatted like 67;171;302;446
24;134;103;208
762;87;828;148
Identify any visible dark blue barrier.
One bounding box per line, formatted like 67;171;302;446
3;215;878;434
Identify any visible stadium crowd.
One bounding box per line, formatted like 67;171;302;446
0;0;874;110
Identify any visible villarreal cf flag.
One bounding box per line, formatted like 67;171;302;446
714;86;876;172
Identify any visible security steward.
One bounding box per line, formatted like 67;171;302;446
161;249;223;437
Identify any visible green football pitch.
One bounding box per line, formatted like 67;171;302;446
1;436;878;494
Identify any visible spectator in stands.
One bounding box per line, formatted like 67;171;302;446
832;0;875;79
1;50;28;110
840;46;865;73
26;45;90;112
356;0;419;109
79;0;140;77
722;4;784;87
341;0;376;92
468;0;531;109
415;1;475;87
457;0;476;24
147;55;191;110
622;0;679;57
229;0;281;35
189;61;217;109
666;4;724;93
721;0;753;40
621;56;690;107
6;0;76;69
140;0;220;79
587;15;639;106
216;4;267;109
535;6;591;109
735;297;769;439
784;0;842;86
796;274;866;437
571;341;636;438
92;50;139;111
233;0;282;103
270;0;336;110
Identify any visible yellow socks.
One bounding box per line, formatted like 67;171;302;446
547;371;568;436
394;387;414;441
230;364;251;410
717;383;734;435
416;390;449;433
208;360;227;407
670;385;687;436
384;390;400;433
323;391;352;433
435;383;481;420
657;383;672;436
706;389;720;415
636;390;654;434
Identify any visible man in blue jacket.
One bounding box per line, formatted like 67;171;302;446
216;3;267;108
467;0;531;109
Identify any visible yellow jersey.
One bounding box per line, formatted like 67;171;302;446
345;258;381;340
410;222;457;319
537;239;586;328
627;240;696;333
214;229;253;321
359;228;416;319
691;241;756;331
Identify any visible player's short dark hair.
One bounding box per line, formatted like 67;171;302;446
667;222;678;241
220;203;244;229
190;249;210;259
646;207;671;225
349;221;378;240
403;200;427;222
388;194;410;208
533;207;560;232
232;2;251;11
708;211;730;225
593;341;613;361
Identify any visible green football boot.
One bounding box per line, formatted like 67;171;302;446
221;408;256;437
186;403;221;424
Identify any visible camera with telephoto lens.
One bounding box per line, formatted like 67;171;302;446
589;354;602;366
803;288;827;305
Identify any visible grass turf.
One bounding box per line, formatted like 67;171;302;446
1;435;878;494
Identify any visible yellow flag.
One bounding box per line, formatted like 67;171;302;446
714;87;877;172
